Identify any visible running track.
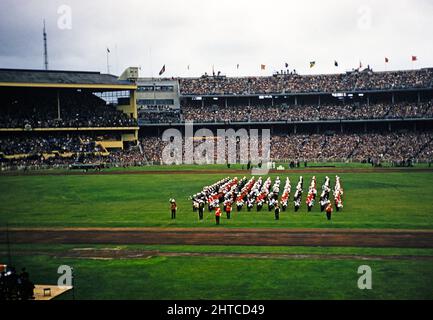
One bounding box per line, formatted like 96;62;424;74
3;227;433;248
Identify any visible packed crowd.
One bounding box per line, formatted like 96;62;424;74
0;92;137;128
143;131;433;164
181;101;433;123
179;69;433;95
0;134;104;156
0;136;148;169
138;111;181;124
2;131;432;170
135;101;433;124
271;132;433;163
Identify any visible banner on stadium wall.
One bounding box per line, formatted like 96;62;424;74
3;154;29;160
59;152;74;158
42;153;57;160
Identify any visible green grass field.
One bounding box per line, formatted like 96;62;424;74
1;169;432;229
2;244;433;300
1;165;433;300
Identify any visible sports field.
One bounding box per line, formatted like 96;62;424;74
1;164;433;299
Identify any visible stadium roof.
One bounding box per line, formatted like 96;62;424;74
0;68;136;90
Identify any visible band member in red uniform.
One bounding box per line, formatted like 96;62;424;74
325;202;333;221
225;202;232;219
293;176;303;212
170;199;177;219
236;194;244;211
334;176;344;212
215;207;222;225
306;192;315;212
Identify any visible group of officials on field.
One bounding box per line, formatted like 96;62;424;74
170;175;344;224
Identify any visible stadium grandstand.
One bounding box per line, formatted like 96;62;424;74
0;68;139;170
138;67;433;167
1;67;433;170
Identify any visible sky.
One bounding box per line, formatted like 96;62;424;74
0;0;432;77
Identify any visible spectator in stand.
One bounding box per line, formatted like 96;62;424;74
179;69;433;95
2;131;433;169
180;100;433;124
0;91;137;129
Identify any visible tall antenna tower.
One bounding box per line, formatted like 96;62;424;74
43;19;49;70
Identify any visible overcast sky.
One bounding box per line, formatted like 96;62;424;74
0;0;432;77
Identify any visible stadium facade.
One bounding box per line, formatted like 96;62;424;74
135;68;433;165
1;67;433;169
0;68;138;167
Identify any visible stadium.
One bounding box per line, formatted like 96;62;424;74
1;66;433;301
2;67;433;170
1;0;433;304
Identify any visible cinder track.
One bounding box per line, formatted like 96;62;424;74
3;227;433;248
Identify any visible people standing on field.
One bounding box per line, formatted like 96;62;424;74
256;177;271;212
269;176;280;211
215;206;222;225
274;203;280;220
306;176;317;212
280;177;291;211
185;175;347;224
198;200;204;220
293;176;303;212
170;199;177;219
268;197;277;211
256;193;266;211
247;196;254;211
334;175;344;211
320;176;331;212
236;176;255;211
306;192;314;212
225;201;232;219
325;202;333;220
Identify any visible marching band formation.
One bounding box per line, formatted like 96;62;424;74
182;175;344;224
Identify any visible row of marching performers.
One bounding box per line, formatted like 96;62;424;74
296;175;344;220
190;175;344;222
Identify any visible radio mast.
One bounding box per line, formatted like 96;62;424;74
43;19;49;70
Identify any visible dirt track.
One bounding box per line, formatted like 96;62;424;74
3;227;433;248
